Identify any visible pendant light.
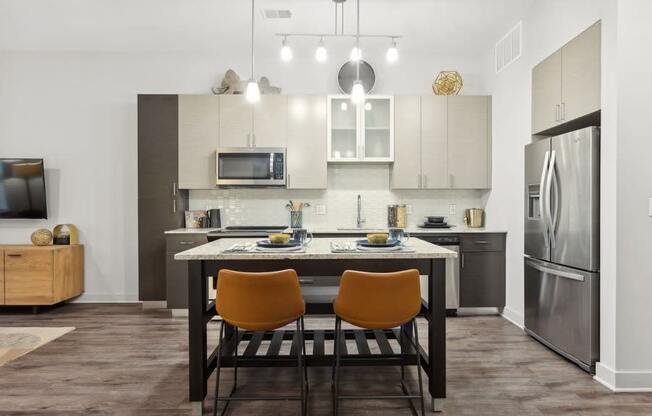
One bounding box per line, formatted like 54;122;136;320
350;0;365;104
315;37;328;62
386;38;398;63
245;0;260;103
280;36;293;62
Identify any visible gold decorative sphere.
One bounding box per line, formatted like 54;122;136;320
432;71;463;96
31;229;53;246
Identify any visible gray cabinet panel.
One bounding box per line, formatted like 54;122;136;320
391;96;421;189
166;234;208;309
532;50;562;134
287;95;327;189
138;95;186;301
421;96;448;188
459;233;506;308
219;95;253;147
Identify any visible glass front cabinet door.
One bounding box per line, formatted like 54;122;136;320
327;95;394;162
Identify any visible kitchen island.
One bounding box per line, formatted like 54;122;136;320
176;237;457;415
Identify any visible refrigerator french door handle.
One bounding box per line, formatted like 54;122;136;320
545;150;556;248
525;258;585;282
551;156;560;236
539;151;550;247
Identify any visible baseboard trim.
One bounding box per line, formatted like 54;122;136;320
595;362;652;391
171;308;188;317
501;306;524;329
141;300;167;310
72;293;140;303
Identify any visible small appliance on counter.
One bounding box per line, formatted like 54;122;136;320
206;209;222;228
464;208;485;228
185;210;207;228
387;204;407;228
418;216;452;229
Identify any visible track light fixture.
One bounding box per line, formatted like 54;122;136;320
315;38;328;62
280;36;293;62
386;38;398;63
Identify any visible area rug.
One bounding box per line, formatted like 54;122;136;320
0;327;75;366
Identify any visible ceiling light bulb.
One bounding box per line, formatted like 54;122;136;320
340;102;348;111
245;79;260;103
280;39;293;62
350;47;362;62
315;41;328;62
386;40;398;63
351;80;365;104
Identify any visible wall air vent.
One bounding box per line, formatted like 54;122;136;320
262;9;292;19
495;21;522;73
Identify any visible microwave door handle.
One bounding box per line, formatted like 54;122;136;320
545;150;556;248
539;151;550;247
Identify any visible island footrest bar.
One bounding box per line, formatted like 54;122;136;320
210;327;423;368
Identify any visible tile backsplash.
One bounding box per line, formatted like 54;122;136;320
190;165;489;228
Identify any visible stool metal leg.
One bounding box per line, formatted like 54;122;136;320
212;321;225;416
296;318;307;416
333;317;342;416
413;319;426;416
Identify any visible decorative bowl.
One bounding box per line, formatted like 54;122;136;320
269;233;291;244
367;233;389;245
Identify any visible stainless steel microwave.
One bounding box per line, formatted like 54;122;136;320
216;147;286;186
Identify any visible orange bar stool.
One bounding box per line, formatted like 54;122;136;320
332;269;425;416
213;269;308;416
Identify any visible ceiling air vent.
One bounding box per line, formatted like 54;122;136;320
495;21;522;73
262;9;292;19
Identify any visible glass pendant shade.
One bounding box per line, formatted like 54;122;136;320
245;79;260;102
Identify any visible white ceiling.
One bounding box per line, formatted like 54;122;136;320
1;0;532;56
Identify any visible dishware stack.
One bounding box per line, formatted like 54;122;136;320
419;216;452;229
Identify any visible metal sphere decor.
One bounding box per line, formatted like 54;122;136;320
432;71;463;96
31;228;53;246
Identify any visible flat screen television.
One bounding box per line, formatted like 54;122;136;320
0;158;48;219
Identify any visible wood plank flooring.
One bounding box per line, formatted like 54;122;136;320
0;304;650;415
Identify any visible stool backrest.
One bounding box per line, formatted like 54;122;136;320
216;269;305;331
334;269;421;329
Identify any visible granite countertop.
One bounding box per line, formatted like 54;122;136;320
174;237;457;261
165;226;507;235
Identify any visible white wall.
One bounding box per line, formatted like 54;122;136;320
611;0;652;389
482;0;617;328
0;48;487;302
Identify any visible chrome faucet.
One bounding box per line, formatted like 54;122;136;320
356;194;366;228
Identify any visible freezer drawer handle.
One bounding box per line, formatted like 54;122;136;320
527;261;585;282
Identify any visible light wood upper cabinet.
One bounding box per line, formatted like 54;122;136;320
253;95;288;148
421;96;448;189
532;50;562;134
562;21;601;122
532;21;601;134
287;96;327;189
219;95;253;147
178;95;219;189
391;96;422;189
448;96;491;189
391;95;491;190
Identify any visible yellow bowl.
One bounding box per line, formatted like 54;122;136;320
269;233;291;244
367;233;389;244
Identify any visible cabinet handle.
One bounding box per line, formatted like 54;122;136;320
461;253;465;268
555;104;560;122
173;199;176;213
561;102;566;121
7;253;22;257
179;241;196;245
423;174;428;188
246;133;251;147
474;240;489;244
252;134;256;148
418;174;422;188
171;182;177;196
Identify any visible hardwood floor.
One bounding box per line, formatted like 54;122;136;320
0;304;650;415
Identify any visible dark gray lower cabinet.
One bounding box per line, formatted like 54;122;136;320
165;234;207;308
459;233;506;308
138;95;187;302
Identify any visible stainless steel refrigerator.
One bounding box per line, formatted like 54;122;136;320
524;126;600;373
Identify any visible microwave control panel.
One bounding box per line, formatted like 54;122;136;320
273;154;284;179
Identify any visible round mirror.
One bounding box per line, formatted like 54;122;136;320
337;60;375;94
